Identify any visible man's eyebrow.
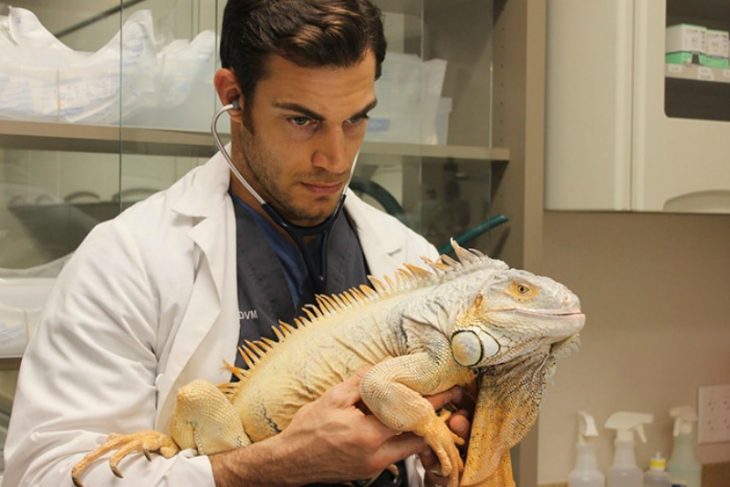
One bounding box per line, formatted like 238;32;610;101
272;99;378;121
351;99;378;120
273;102;324;121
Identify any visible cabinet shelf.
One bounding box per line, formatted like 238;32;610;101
665;64;730;84
0;120;509;162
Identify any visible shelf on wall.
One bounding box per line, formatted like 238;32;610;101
0;358;21;369
0;120;509;162
665;63;730;84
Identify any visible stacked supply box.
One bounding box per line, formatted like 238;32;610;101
665;24;705;65
665;23;730;69
702;29;730;69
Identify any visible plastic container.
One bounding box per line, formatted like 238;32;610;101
644;453;672;487
605;412;654;487
667;406;702;487
568;411;606;487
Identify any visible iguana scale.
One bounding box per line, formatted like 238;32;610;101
71;242;585;487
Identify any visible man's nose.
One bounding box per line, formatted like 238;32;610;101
311;125;349;173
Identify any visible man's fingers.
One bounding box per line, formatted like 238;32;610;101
421;448;451;487
448;409;471;440
419;446;439;470
323;367;372;407
376;432;427;465
424;386;463;411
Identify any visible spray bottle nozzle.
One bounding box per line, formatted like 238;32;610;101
605;411;654;443
670;405;697;437
577;411;599;445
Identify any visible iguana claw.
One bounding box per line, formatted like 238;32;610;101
416;414;464;487
70;430;180;487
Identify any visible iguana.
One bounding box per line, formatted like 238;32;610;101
71;242;584;487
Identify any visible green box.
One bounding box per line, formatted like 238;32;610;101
698;53;729;69
665;52;693;65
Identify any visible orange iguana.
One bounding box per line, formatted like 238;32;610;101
72;242;584;486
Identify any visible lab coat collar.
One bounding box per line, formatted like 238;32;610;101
343;188;404;277
170;146;231;219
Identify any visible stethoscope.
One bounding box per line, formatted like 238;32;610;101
211;100;358;294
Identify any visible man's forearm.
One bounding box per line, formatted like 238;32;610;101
210;434;302;487
210;435;310;487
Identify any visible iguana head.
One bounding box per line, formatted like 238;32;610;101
448;267;584;487
450;268;584;369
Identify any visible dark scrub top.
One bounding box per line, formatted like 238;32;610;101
231;193;405;487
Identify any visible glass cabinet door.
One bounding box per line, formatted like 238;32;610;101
119;0;217;212
664;0;730;122
359;0;501;253
0;1;505;471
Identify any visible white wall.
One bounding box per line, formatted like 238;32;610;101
537;210;730;484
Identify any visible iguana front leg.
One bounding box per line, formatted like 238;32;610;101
71;379;249;486
359;352;471;487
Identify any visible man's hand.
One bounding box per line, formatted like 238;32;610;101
275;369;431;483
420;386;473;487
211;369;432;486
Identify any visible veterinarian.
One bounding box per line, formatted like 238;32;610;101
4;1;470;486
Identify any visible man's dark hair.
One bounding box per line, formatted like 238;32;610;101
220;0;387;104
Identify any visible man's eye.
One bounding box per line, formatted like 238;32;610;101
289;116;315;127
346;115;369;126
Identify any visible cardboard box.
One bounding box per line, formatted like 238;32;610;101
705;29;729;58
666;24;706;54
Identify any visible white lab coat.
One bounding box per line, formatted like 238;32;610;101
3;150;437;486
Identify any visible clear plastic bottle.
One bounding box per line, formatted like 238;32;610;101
644;453;672;487
568;412;606;487
605;412;653;487
667;406;702;487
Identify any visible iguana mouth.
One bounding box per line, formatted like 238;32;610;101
493;308;584;320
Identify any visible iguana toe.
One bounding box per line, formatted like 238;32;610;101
70;430;180;487
416;416;464;486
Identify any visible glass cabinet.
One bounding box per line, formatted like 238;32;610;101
0;0;507;471
546;0;730;213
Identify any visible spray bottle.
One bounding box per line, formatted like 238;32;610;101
605;412;654;487
568;411;605;487
667;406;701;487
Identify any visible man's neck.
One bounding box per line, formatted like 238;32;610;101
229;176;328;246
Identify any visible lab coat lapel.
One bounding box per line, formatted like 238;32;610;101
344;189;403;277
156;152;239;428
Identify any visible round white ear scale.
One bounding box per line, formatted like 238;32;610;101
450;328;499;367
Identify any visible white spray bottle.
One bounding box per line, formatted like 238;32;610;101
667;406;701;487
605;412;654;487
568;411;605;487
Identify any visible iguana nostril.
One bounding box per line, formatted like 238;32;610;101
451;328;500;367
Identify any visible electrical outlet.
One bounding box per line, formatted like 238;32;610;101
698;384;730;444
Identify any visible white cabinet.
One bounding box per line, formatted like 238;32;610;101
546;0;730;213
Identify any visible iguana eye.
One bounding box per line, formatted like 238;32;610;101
508;281;536;299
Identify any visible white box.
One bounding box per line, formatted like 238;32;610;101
705;29;730;58
665;24;706;54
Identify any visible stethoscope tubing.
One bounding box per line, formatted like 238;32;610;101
211;102;356;293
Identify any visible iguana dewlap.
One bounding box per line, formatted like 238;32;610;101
72;242;584;487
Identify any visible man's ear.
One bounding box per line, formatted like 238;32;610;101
214;68;244;123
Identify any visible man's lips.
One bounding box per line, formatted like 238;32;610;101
301;181;345;195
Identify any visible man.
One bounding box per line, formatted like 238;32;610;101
3;1;470;485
